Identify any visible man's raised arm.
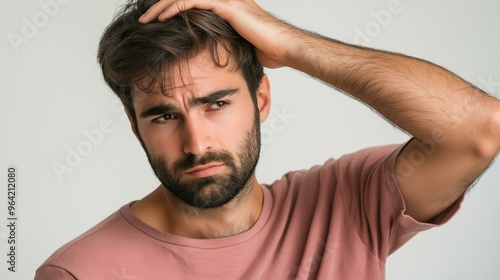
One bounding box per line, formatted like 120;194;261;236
140;0;500;222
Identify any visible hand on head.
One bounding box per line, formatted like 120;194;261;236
138;0;302;69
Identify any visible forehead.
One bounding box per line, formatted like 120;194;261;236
133;49;245;103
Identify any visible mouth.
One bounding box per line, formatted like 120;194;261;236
184;163;223;178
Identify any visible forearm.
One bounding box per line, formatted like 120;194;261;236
289;33;500;156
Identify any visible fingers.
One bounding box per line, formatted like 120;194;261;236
135;0;294;68
138;0;171;23
139;0;215;24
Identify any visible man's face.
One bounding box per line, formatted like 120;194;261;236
130;51;269;209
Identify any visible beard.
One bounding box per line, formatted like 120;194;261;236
144;117;261;209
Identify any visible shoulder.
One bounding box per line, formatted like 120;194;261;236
267;144;402;192
263;144;403;213
36;204;134;277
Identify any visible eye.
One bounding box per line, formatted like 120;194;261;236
152;114;176;124
208;101;228;111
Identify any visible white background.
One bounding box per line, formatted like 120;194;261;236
1;0;499;279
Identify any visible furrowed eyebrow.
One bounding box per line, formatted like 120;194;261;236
138;88;239;119
190;89;239;107
139;104;177;119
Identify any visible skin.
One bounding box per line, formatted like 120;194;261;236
139;0;500;224
128;50;271;239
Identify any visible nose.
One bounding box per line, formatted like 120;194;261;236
182;116;212;156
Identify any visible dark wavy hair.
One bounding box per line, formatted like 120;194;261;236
97;0;264;123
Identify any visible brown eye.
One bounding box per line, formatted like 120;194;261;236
153;114;176;123
209;101;228;110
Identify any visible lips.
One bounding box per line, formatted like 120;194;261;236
184;163;223;178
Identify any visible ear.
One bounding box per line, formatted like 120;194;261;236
256;74;271;123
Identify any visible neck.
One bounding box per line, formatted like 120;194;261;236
131;177;263;239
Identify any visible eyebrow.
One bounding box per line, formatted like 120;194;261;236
139;88;239;119
139;104;177;119
189;88;239;107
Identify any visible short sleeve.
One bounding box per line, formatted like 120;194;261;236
334;143;464;260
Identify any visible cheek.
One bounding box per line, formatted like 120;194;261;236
218;115;255;151
141;129;182;159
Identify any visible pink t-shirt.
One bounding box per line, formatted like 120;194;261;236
35;144;463;279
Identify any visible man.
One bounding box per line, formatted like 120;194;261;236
35;0;500;279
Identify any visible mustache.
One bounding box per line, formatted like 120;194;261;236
172;151;234;172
